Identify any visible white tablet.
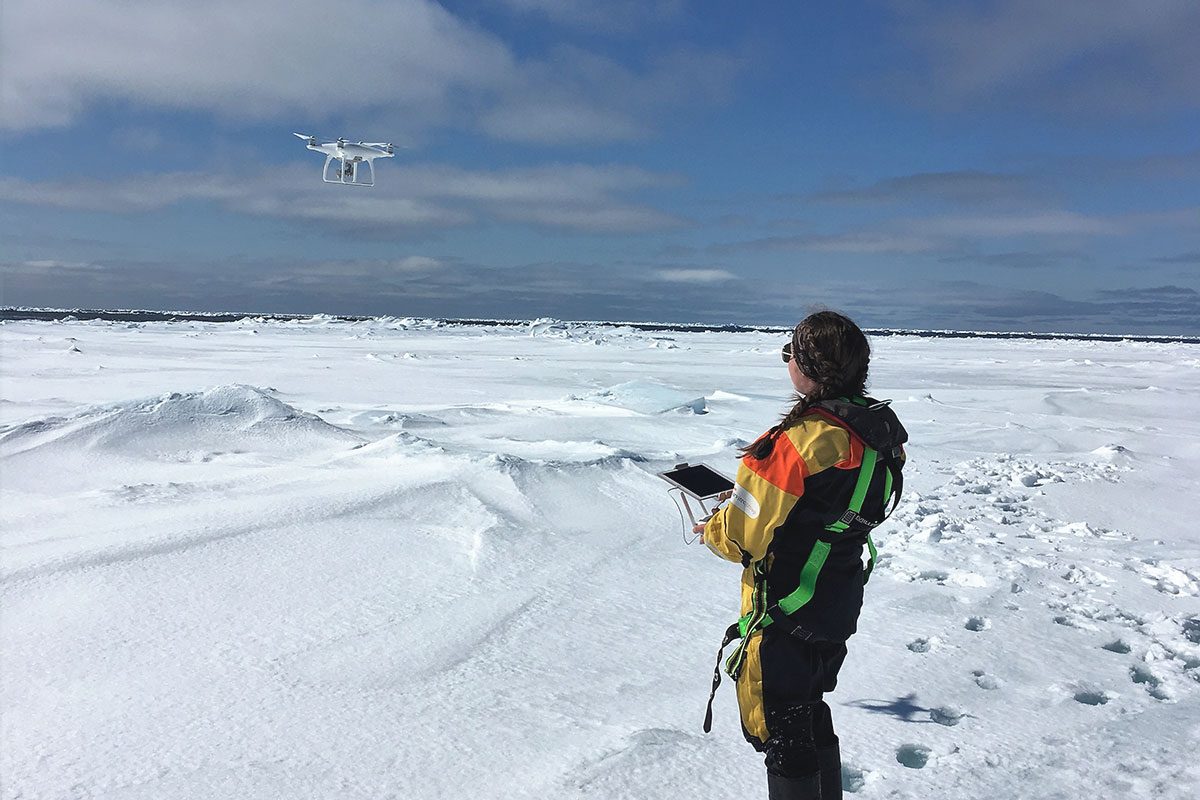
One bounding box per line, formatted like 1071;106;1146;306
658;462;734;499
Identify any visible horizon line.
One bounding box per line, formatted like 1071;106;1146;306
3;306;1197;345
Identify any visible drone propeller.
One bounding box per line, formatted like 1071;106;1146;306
359;142;402;155
292;132;317;145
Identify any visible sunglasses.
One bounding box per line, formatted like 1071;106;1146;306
781;341;793;363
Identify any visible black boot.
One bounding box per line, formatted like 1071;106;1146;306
816;744;842;800
767;770;822;799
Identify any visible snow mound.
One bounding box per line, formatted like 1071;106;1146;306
480;437;647;465
341;430;447;459
574;379;708;415
0;385;361;461
347;410;447;429
1091;443;1134;462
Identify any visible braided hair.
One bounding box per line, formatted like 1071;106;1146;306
741;310;871;460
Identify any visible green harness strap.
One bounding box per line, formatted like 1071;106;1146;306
725;539;834;680
724;560;768;679
823;444;884;582
723;444;890;681
734;541;832;638
865;533;878;582
825;446;878;534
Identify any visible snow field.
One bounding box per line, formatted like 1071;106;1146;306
1;317;1198;799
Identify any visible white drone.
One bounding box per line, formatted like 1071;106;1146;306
293;133;395;187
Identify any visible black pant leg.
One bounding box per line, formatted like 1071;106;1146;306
760;635;849;778
763;701;820;778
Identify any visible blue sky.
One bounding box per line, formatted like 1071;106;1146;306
2;0;1198;333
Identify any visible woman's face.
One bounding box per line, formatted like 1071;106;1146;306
788;354;819;396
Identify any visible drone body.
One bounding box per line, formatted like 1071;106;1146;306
293;133;395;187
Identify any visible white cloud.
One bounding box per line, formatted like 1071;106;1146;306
0;0;739;143
393;256;442;271
491;0;684;33
0;170;470;228
801;233;942;254
19;259;103;271
399;163;678;204
707;210;1131;258
480;103;645;144
892;0;1200;114
0;175;215;213
652;268;735;283
495;204;684;233
709;233;941;256
2;0;512;131
913;211;1120;237
235;191;471;229
0;162;685;234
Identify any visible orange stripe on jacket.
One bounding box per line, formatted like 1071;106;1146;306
742;430;808;495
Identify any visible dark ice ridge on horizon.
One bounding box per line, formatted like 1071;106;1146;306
1;307;1196;344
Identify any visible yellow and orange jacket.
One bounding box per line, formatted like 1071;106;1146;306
705;402;902;642
704;409;882;637
703;400;906;744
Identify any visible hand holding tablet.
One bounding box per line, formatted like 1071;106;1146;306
658;462;734;542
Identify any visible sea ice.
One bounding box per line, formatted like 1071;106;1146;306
1;318;1198;800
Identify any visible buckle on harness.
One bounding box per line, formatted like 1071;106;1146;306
766;603;816;641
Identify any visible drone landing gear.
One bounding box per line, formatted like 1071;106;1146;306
322;156;375;187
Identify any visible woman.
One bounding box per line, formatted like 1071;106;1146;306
698;311;907;800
